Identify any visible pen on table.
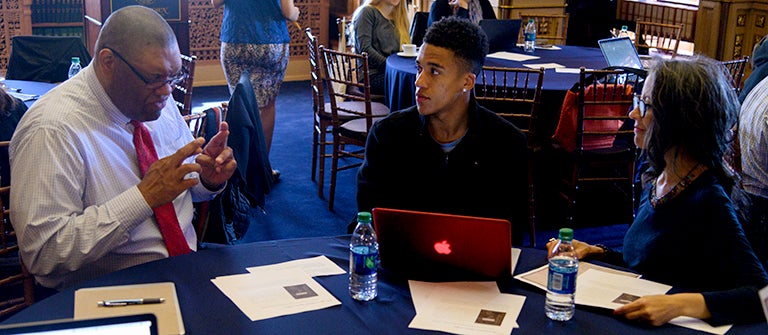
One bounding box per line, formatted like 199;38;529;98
97;298;165;307
7;88;21;92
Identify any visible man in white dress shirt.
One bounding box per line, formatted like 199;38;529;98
9;6;237;290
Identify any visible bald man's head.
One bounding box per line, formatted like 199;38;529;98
94;5;178;61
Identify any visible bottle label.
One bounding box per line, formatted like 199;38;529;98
351;247;378;276
524;32;536;42
547;265;577;294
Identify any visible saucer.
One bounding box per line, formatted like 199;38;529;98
397;51;418;57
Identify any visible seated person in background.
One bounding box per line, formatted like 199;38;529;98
739;34;768;102
739;54;768;269
357;17;529;244
427;0;496;27
352;0;410;95
548;55;768;326
0;89;28;186
10;5;237;290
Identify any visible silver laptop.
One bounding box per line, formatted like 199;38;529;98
0;314;158;335
598;36;645;70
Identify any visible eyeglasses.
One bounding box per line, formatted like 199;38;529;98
633;94;653;118
104;47;188;90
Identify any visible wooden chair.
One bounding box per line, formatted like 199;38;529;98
336;16;354;53
0;141;35;320
172;54;197;116
721;56;749;95
634;21;683;58
518;13;569;46
308;29;388;201
182;111;207;139
559;68;643;226
320;46;389;211
476;66;545;246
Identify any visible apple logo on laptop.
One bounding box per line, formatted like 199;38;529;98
434;240;452;255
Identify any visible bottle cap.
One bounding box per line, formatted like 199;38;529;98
558;228;573;241
621;25;628;30
72;57;80;63
528;19;534;23
357;211;372;223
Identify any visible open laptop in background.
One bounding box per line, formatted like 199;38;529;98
0;314;159;335
479;19;523;53
372;207;512;281
598;36;646;70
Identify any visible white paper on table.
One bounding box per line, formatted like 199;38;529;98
575;268;671;309
211;268;340;321
409;280;500;315
760;284;768;324
511;248;521;276
486;51;540;62
246;255;345;277
523;63;565;69
514;43;562;51
578;270;732;335
555;68;593;74
408;281;524;335
668;317;731;335
514;261;641;292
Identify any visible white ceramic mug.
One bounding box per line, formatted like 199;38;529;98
402;44;417;55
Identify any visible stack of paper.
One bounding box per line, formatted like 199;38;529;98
408;281;526;335
514;263;732;335
211;256;345;321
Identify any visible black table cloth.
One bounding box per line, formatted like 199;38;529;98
3;235;763;334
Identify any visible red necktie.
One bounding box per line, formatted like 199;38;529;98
131;120;192;256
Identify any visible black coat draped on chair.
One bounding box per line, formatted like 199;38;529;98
200;71;275;244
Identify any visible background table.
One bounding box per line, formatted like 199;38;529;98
3;236;764;334
385;45;608;140
5;79;57;107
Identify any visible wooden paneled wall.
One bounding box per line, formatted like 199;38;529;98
617;0;698;41
0;0;32;75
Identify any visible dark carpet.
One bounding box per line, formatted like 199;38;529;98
191;81;630;250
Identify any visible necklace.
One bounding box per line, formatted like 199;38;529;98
650;163;703;208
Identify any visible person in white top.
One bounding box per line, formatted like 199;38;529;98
9;5;237;290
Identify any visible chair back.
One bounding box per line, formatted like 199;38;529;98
721;56;749;95
476;66;545;148
172;54;197;116
410;11;429;46
634;21;683;58
320;46;376;131
337;16;354;53
576;68;640;152
182;111;207;138
518;13;569;46
475;66;545;246
0;141;35;319
306;28;326;118
6;36;91;83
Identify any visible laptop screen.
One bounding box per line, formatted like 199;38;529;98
479;19;523;53
598;37;644;70
0;314;158;335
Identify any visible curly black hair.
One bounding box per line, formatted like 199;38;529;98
422;16;489;74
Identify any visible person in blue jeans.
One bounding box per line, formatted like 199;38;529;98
548;55;768;326
212;0;299;160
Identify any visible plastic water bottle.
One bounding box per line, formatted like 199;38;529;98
68;57;82;79
618;25;629;38
546;227;579;321
349;211;378;301
524;19;536;53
